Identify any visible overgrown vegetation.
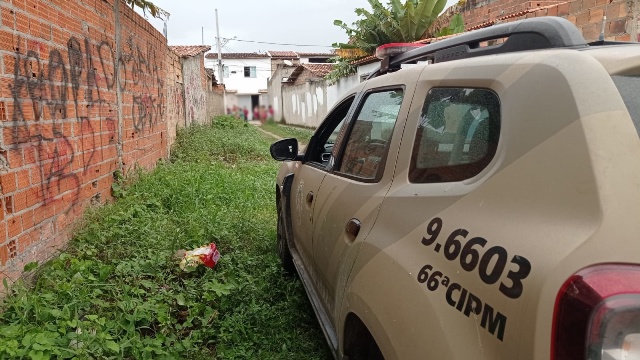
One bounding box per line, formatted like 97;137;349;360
0;116;329;359
261;121;314;144
125;0;169;19
326;0;464;82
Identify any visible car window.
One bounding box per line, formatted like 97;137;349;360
338;89;404;181
409;88;500;183
305;97;354;167
612;75;640;137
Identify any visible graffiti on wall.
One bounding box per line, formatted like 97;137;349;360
3;33;165;209
119;34;165;133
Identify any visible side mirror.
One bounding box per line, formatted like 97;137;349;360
270;138;301;161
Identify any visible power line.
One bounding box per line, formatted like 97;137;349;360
221;37;333;48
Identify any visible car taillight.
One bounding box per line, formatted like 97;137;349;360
552;264;640;360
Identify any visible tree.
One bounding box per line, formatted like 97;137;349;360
327;0;452;82
332;0;448;54
124;0;169;19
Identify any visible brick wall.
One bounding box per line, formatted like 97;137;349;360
458;0;637;42
166;49;184;150
0;0;191;286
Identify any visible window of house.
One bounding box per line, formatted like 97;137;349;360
223;65;229;78
409;87;501;183
337;89;404;182
244;66;256;78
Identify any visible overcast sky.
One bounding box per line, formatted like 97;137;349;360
138;0;459;54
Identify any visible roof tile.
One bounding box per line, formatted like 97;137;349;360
169;45;211;58
205;52;270;59
302;63;334;77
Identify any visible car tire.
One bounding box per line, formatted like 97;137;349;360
277;207;296;275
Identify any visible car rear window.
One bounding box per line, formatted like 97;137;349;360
612;75;640;136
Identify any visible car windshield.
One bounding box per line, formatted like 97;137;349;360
612;75;640;137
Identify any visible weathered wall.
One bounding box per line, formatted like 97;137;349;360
182;56;207;126
0;0;208;285
206;91;224;120
166;49;184;149
281;81;329;128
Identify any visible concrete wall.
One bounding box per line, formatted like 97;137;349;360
206;91;224;121
326;74;360;113
0;0;213;285
281;81;329;128
183;56;207;126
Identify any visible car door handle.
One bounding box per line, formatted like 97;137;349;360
306;191;314;204
345;218;361;238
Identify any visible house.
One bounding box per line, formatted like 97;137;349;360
204;52;271;118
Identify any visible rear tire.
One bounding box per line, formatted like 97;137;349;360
277;208;295;275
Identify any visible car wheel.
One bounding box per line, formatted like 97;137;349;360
277;207;295;275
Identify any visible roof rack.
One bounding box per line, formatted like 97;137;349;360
372;16;588;78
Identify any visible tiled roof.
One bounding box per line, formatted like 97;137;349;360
170;45;211;58
302;64;334;77
267;51;299;59
205;52;270;59
297;52;334;57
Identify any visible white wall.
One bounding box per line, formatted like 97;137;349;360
326;74;360;111
282;82;329;128
205;57;271;95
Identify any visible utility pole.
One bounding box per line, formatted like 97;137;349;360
215;9;224;86
215;9;227;113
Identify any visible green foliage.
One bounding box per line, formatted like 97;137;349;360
325;56;358;85
0;116;330;359
333;0;448;54
125;0;169;19
328;0;447;82
436;13;465;36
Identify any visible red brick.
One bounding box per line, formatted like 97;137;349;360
0;242;8;266
20;209;33;230
12;190;26;212
1;173;16;193
589;8;604;24
7;217;20;238
615;34;631;42
569;0;582;13
0;7;14;30
16;169;29;188
609;19;626;35
575;11;590;26
605;4;621;19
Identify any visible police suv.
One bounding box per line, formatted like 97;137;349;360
270;16;640;360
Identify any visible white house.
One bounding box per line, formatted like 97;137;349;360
204;53;271;117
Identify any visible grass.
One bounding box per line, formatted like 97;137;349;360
260;121;314;144
0;116;331;359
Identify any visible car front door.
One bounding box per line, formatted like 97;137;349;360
310;78;417;323
289;96;356;271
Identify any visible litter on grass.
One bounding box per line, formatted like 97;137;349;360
179;243;221;271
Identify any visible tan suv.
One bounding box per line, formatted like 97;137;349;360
269;16;640;360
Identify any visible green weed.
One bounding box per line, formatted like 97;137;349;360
260;122;314;144
0;116;330;359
